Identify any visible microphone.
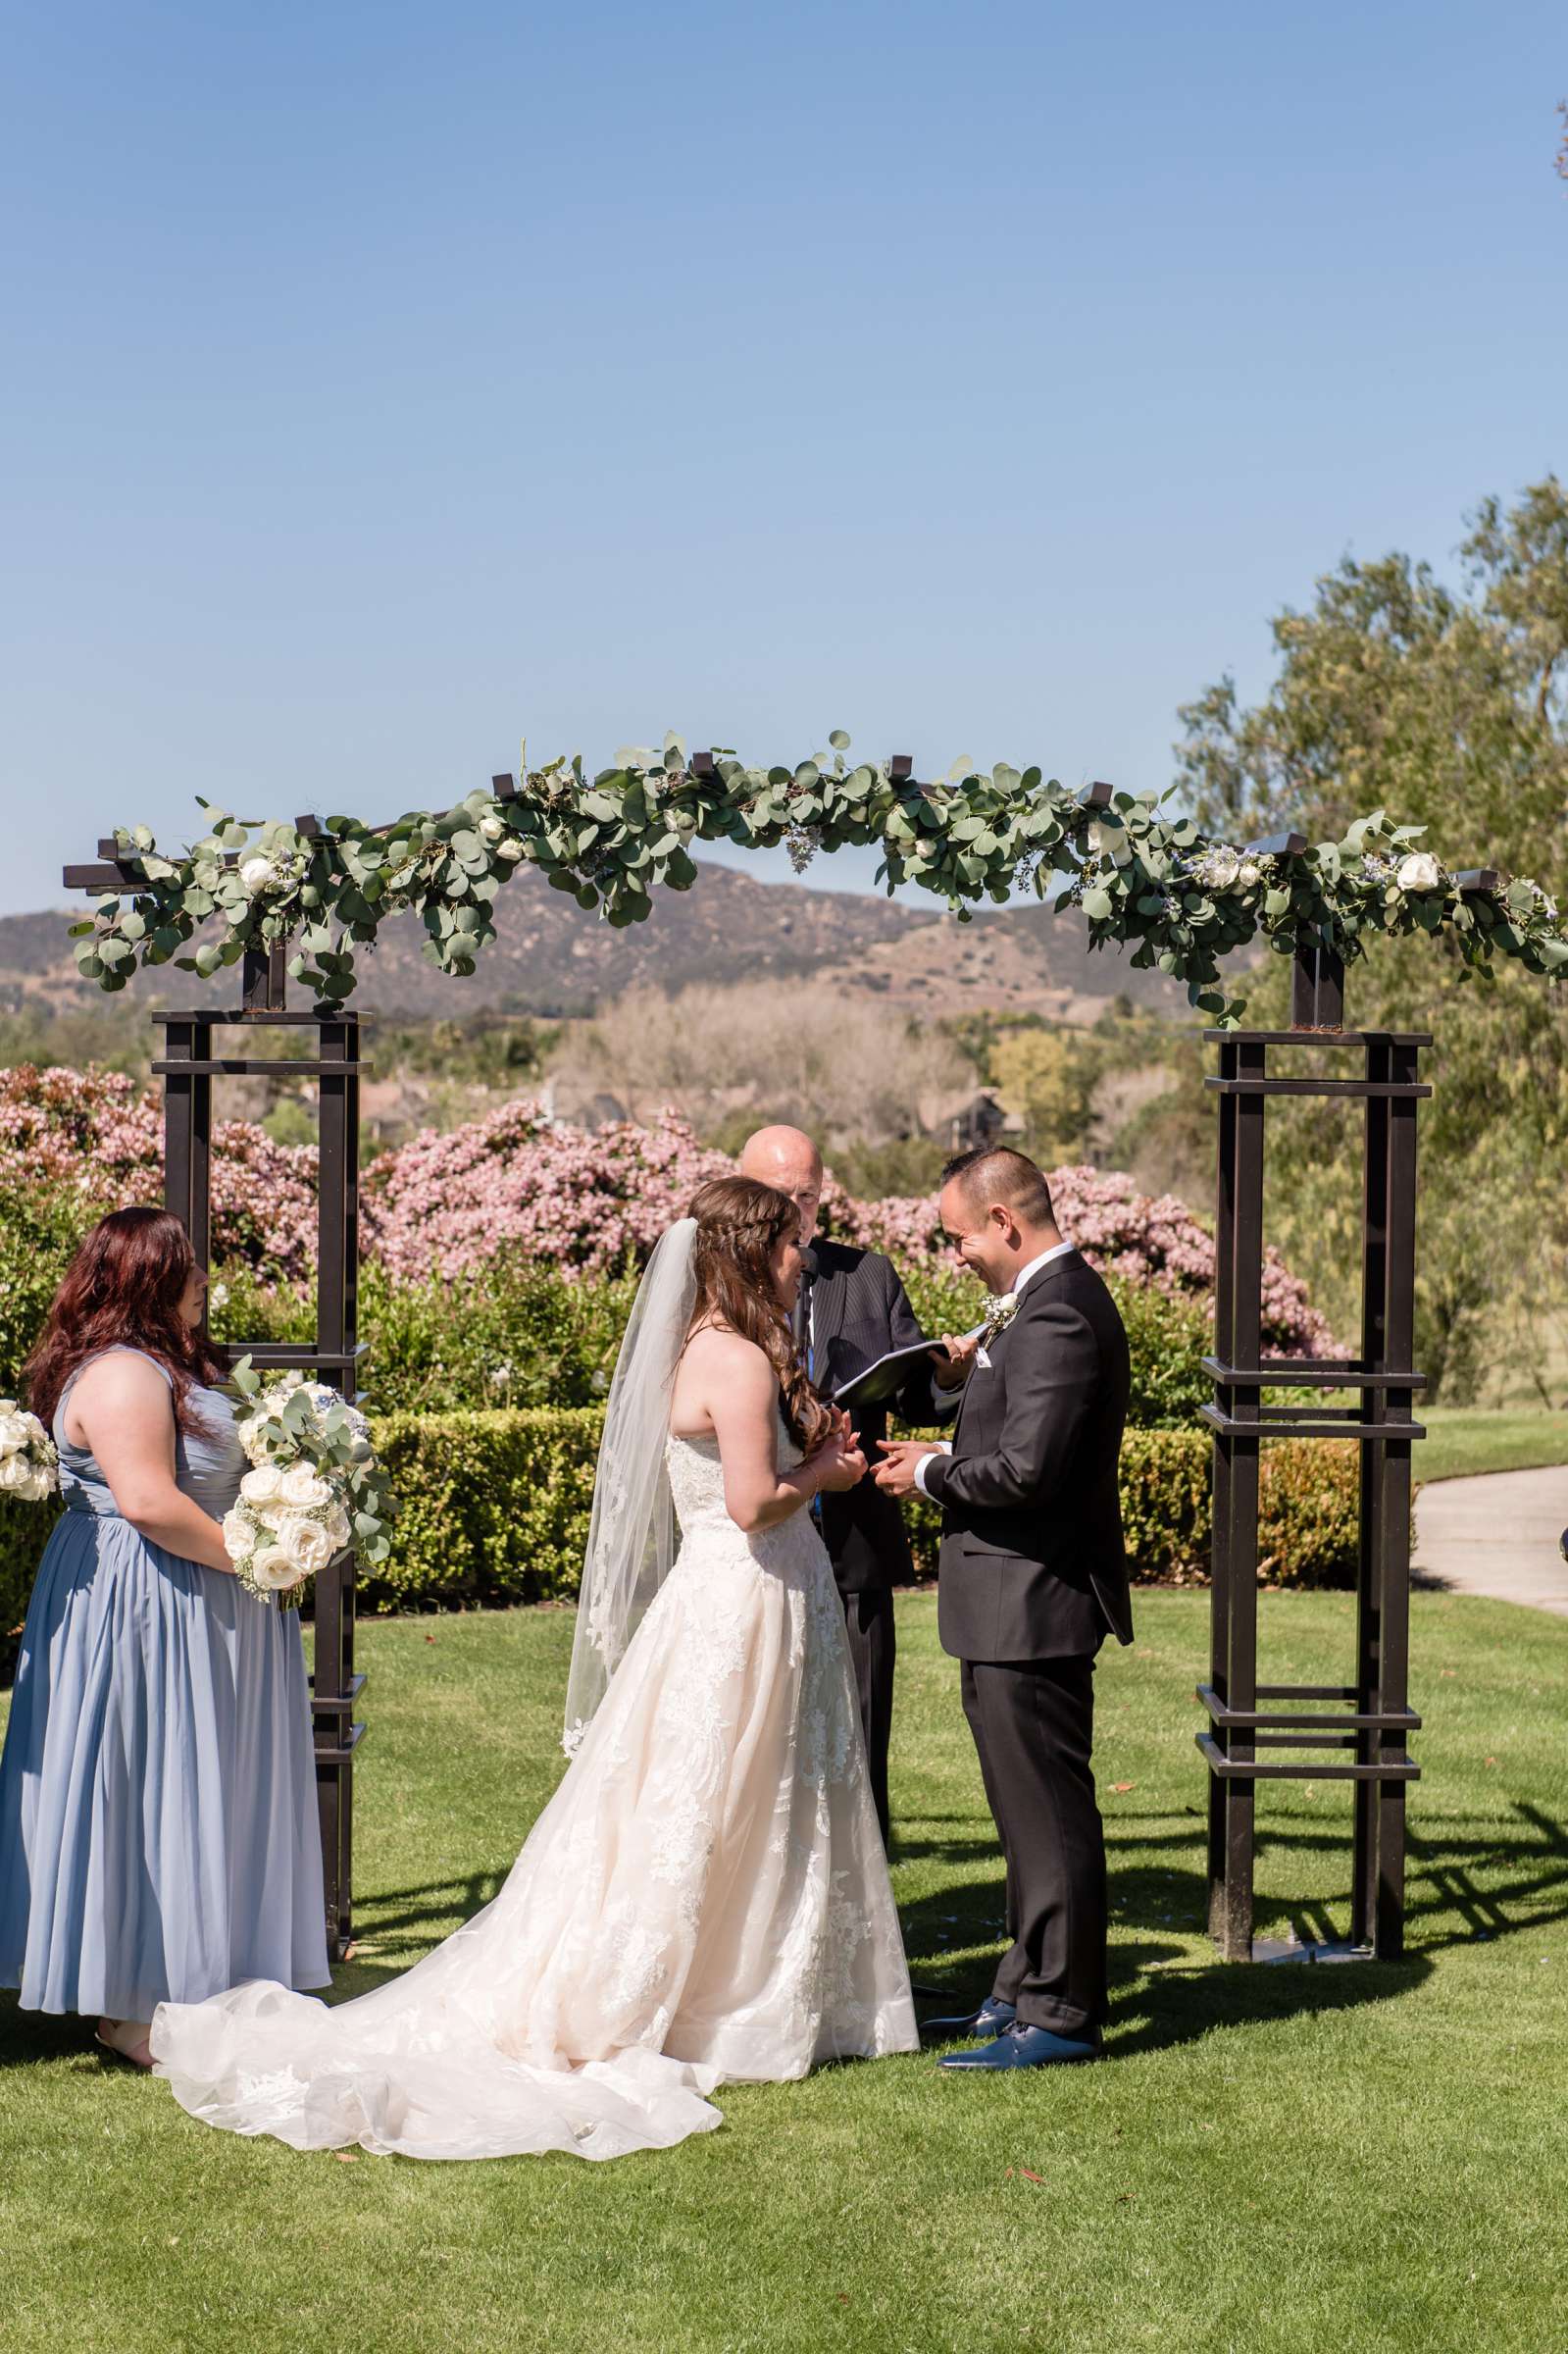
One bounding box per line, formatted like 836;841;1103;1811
793;1246;817;1357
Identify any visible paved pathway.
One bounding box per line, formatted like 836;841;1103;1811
1413;1464;1568;1616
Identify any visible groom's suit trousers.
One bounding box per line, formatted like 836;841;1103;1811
959;1652;1108;2036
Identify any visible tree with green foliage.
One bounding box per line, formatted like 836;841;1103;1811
1175;478;1568;1400
989;1025;1099;1163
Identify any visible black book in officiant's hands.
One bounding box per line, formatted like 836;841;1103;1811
823;1327;985;1412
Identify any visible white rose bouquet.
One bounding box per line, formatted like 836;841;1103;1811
0;1400;59;1506
222;1360;394;1608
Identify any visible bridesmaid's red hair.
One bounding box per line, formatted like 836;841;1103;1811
25;1207;222;1436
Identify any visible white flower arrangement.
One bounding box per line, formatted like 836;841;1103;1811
978;1293;1020;1350
0;1399;58;1506
225;1362;392;1607
1191;845;1266;896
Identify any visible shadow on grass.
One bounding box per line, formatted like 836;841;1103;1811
1405;1800;1568;1949
3;1799;1559;2071
900;1795;1568;2053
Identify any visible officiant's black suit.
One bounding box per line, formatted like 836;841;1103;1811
801;1237;956;1844
921;1249;1132;2037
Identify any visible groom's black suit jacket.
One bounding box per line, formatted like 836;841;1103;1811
922;1250;1134;1662
806;1236;957;1595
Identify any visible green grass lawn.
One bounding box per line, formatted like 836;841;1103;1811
3;1590;1566;2354
1419;1407;1568;1484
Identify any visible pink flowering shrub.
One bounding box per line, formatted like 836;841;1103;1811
361;1100;733;1282
824;1163;1334;1357
0;1070;1332;1356
0;1065;319;1282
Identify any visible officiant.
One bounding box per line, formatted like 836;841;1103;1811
738;1127;968;1844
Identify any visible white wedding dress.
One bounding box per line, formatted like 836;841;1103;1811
151;1417;918;2161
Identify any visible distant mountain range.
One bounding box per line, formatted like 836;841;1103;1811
0;863;1189;1025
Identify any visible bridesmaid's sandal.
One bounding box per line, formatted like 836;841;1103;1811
95;2017;154;2069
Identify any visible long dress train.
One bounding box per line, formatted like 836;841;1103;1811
150;1421;918;2160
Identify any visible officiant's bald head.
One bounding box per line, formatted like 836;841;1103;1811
738;1126;823;1248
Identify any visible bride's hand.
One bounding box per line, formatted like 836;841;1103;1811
810;1422;867;1494
816;1443;868;1494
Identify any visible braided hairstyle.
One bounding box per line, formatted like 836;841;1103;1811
685;1175;830;1452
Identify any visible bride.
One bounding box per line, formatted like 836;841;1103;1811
151;1176;919;2160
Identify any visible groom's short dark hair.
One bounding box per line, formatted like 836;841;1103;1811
941;1146;1055;1227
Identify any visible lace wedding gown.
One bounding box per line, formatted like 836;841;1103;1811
150;1420;918;2161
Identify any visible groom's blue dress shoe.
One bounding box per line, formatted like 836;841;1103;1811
920;1997;1017;2042
938;2021;1100;2072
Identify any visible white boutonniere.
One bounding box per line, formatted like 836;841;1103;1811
981;1293;1019;1346
974;1292;1019;1369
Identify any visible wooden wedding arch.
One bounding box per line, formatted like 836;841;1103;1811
64;757;1526;1963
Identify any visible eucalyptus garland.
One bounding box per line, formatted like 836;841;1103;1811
71;734;1568;1023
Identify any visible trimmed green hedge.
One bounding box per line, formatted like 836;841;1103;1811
0;1494;56;1652
359;1409;1361;1612
0;1410;1363;1661
365;1408;605;1610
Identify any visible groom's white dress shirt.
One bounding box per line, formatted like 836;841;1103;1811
911;1240;1078;1501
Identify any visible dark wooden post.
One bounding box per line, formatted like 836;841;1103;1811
1198;909;1428;1960
146;975;370;1963
309;1006;366;1955
1206;1037;1238;1943
160;1014;213;1267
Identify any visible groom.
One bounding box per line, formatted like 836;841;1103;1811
875;1146;1132;2070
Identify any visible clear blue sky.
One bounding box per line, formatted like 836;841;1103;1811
5;0;1564;916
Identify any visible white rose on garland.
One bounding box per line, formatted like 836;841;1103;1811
1395;851;1444;893
1197;846;1241;892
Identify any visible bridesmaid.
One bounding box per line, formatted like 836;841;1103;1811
0;1206;329;2066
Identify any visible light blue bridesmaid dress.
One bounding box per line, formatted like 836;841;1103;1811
0;1348;329;2020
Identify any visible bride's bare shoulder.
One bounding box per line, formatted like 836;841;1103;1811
680;1321;773;1382
673;1324;777;1430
